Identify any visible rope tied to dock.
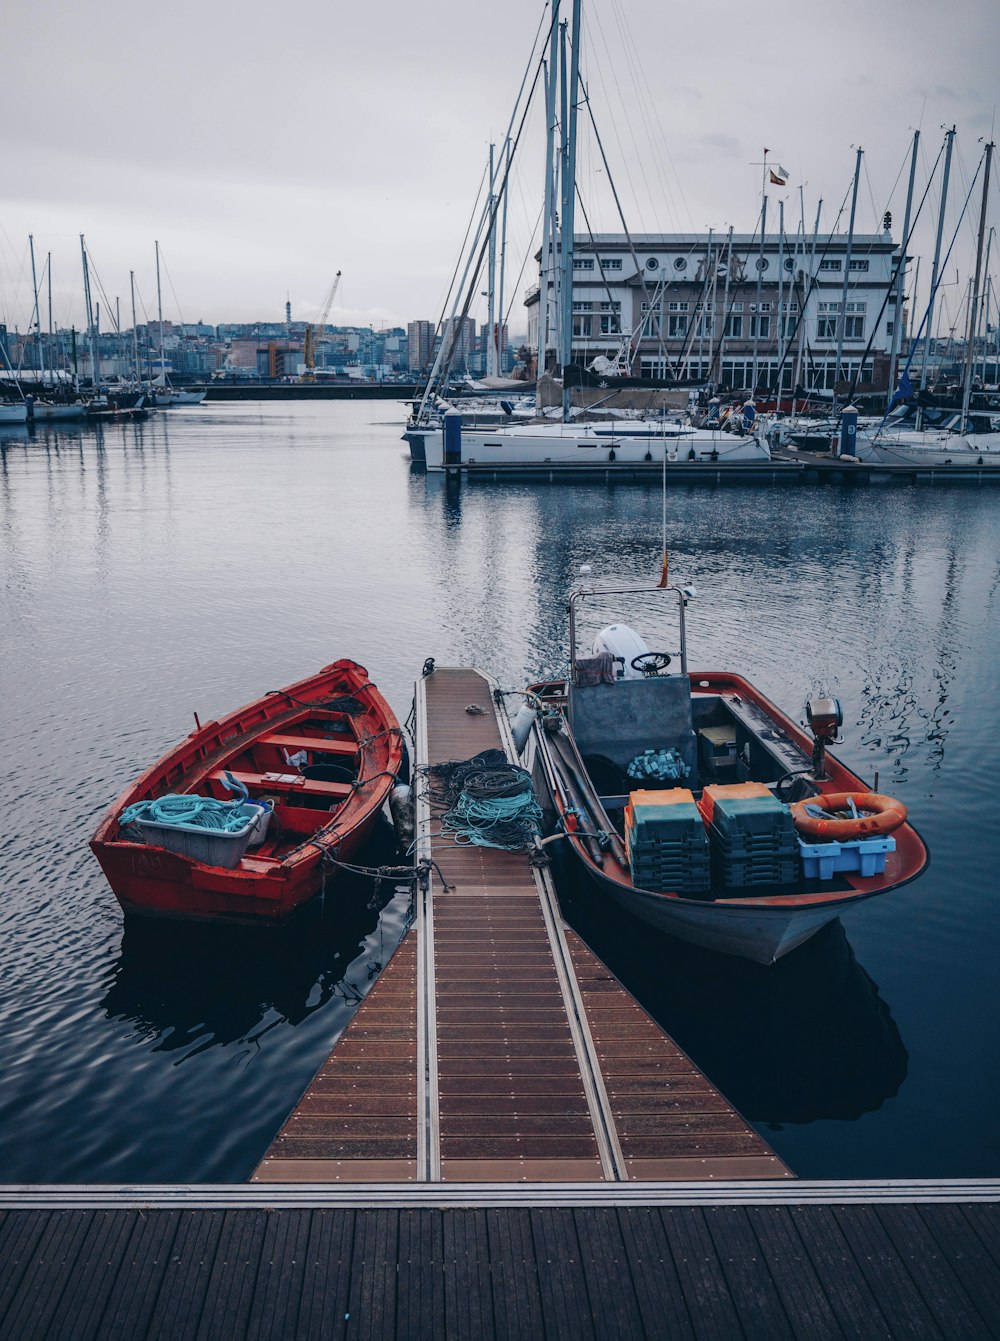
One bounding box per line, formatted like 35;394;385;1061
428;750;543;851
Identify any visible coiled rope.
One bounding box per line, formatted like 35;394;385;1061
120;793;253;833
428;750;542;851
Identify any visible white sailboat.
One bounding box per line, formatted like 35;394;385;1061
147;242;206;407
414;0;769;474
861;137;998;468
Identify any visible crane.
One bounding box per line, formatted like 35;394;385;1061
301;270;342;380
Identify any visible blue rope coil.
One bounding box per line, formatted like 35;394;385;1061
444;787;543;850
120;794;254;833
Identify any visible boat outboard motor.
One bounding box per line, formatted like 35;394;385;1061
593;625;650;680
805;697;843;779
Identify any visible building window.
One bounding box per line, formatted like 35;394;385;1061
640;301;661;312
673;257;687;271
817;317;837;340
849;259;870;272
664;312;691;337
572;301;593;312
731;302;744;313
726;314;743;338
645;257;659;271
819;259;842;272
783;256;795;272
599;314;621;335
572;315;592;337
668;301;689;312
599;301;621;313
886;321;894;337
755;257;769;271
749;314;770;338
600;258;623;271
573;258;595;270
844;315;865;339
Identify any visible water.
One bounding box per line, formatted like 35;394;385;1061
1;400;999;1182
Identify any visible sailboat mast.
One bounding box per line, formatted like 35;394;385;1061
833;146;863;400
921;126;955;392
976;226;994;383
497;139;511;377
887;131;920;404
776;203;786;390
751;156;768;394
29;234;44;382
700;228;713;379
130;271;141;384
80;234;100;389
559;0;582;423
156;239;165;385
717;226;733;386
960;140;994;429
487;143;498;380
537;39;558;380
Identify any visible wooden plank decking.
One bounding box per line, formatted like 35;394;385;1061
2;1196;1000;1339
255;666;788;1185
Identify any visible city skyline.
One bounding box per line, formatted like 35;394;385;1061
3;0;998;338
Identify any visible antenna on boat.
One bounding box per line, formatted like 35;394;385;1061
657;449;669;586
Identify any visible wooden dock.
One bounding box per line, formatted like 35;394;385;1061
2;1185;1000;1339
254;666;789;1185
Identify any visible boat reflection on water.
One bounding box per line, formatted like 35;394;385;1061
561;876;907;1125
102;828;412;1054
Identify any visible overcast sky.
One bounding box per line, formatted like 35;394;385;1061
3;0;998;338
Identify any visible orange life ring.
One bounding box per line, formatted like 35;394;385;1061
789;791;907;840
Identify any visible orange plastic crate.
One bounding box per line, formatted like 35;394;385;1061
697;781;772;826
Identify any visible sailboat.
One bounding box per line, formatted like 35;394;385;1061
861;138;1000;467
145;241;206;408
410;0;769;474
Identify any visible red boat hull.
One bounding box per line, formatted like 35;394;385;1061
91;659;404;924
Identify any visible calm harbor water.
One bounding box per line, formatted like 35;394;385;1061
1;399;998;1183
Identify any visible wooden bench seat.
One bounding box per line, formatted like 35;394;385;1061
209;768;353;801
257;731;357;757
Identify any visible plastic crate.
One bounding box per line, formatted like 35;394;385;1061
626;788;710;893
713;854;801;889
131;803;260;869
699;785;795;842
797;834;896;880
629;862;711;895
698;781;772;823
698;726;738;776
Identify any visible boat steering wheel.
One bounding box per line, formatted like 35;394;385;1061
630;652;673;676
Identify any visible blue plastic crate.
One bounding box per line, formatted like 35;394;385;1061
797;834;896;880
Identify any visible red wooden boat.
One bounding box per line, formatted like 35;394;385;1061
91;659;405;923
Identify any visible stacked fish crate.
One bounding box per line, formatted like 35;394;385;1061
624;789;711;894
697;782;799;889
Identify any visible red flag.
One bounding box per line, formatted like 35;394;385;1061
769;169;787;186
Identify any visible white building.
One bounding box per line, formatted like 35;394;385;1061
526;229;903;395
